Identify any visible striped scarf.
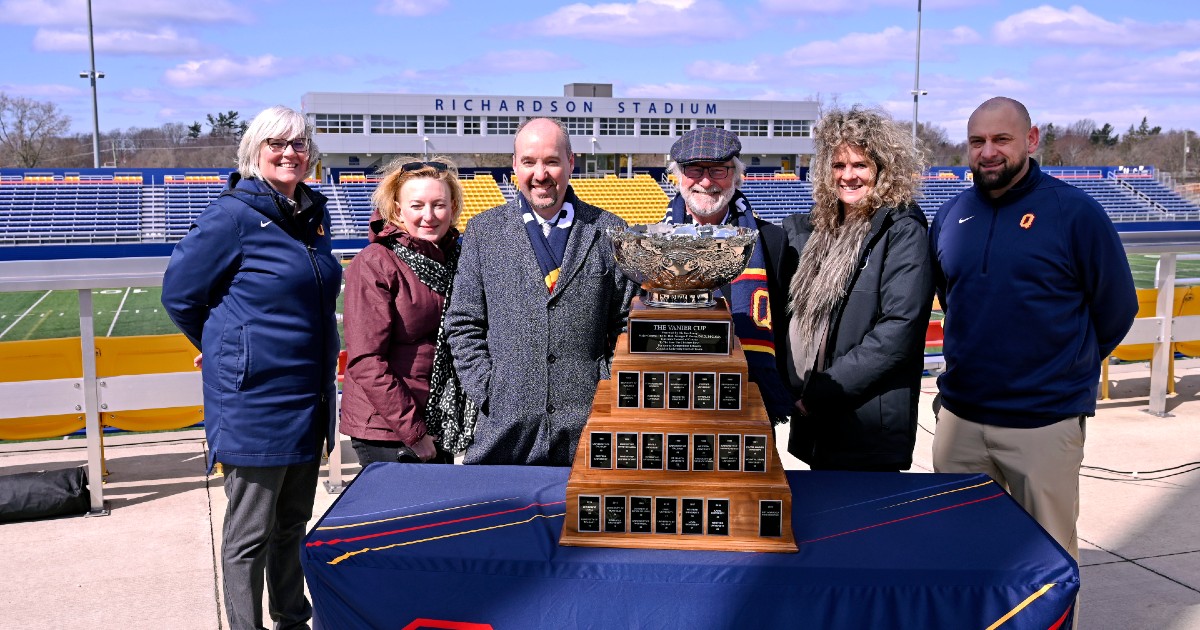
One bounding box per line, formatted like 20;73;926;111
664;190;793;420
520;192;575;293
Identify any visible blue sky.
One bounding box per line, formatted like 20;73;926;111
1;0;1196;141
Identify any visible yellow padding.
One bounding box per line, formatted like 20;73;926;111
0;415;85;441
0;334;203;439
94;334;199;376
1176;288;1200;357
0;337;83;382
95;334;203;431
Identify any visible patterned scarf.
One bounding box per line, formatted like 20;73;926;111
786;214;874;391
520;191;575;292
664;190;794;420
386;235;478;453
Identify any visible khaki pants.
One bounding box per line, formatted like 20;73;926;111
932;406;1085;560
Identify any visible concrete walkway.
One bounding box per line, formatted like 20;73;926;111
2;360;1200;628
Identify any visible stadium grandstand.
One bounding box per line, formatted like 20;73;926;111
2;164;1198;249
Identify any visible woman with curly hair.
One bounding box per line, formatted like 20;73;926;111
780;106;933;472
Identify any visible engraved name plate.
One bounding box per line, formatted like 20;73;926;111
718;373;742;410
629;319;731;355
604;496;627;533
707;499;730;536
615;432;639;469
578;495;601;532
641;432;664;470
655;497;678;534
667;372;691;409
643;372;666;409
692;372;716;410
616;371;640;408
759;500;783;538
667;433;690;471
744;434;768;473
629;496;653;533
681;498;704;535
691;434;715;471
589;432;612;469
717;434;742;472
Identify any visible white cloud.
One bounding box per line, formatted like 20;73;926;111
622;82;723;99
759;0;988;15
994;5;1200;49
0;0;247;27
684;61;765;83
375;0;449;16
0;82;82;98
164;55;293;89
781;27;913;66
458;49;583;74
525;0;740;42
34;27;204;55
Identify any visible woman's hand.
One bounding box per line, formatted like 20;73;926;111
411;434;437;462
193;353;203;368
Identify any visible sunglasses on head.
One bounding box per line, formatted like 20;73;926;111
401;161;449;172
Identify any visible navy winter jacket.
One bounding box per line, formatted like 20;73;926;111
929;160;1137;427
161;174;343;470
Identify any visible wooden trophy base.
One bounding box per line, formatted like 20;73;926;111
560;299;797;553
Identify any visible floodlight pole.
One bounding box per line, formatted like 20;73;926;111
84;0;102;168
1184;130;1190;177
911;0;924;147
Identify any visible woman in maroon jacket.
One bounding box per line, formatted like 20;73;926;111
341;156;474;466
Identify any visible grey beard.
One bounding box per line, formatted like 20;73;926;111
786;215;874;390
683;186;735;219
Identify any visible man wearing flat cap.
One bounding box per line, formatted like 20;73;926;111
664;127;793;425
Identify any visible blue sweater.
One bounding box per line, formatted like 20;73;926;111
929;160;1137;427
162;175;343;470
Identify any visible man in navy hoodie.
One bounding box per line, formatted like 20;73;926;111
929;97;1137;561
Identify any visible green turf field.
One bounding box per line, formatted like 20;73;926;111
0;255;1194;343
0;285;347;343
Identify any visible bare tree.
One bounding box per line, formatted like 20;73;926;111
0;93;71;167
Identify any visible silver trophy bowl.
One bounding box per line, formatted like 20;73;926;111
608;223;759;308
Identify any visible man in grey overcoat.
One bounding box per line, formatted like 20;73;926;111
446;117;637;465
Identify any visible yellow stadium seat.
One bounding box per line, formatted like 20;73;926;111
94;334;203;433
0;338;86;440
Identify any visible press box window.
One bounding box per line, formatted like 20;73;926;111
562;117;593;137
640;118;671;136
487;116;521;135
424;115;458;135
675;119;693;135
314;114;363;134
370;115;417;135
599;117;634;136
729;119;768;137
774;119;813;137
463;116;481;135
694;119;725;130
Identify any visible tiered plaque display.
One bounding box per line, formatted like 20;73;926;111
561;298;797;553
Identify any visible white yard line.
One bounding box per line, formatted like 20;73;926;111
106;287;132;337
0;290;52;340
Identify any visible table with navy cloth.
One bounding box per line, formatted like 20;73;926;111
302;464;1078;629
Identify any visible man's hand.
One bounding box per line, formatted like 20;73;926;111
193;353;203;368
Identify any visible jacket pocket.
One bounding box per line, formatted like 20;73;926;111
234;324;251;391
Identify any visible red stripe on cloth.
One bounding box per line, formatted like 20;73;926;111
308;500;567;547
799;492;1005;544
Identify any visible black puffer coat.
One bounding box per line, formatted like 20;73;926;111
779;203;933;471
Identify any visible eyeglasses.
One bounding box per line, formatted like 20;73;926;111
400;161;449;172
681;165;732;179
265;138;309;153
